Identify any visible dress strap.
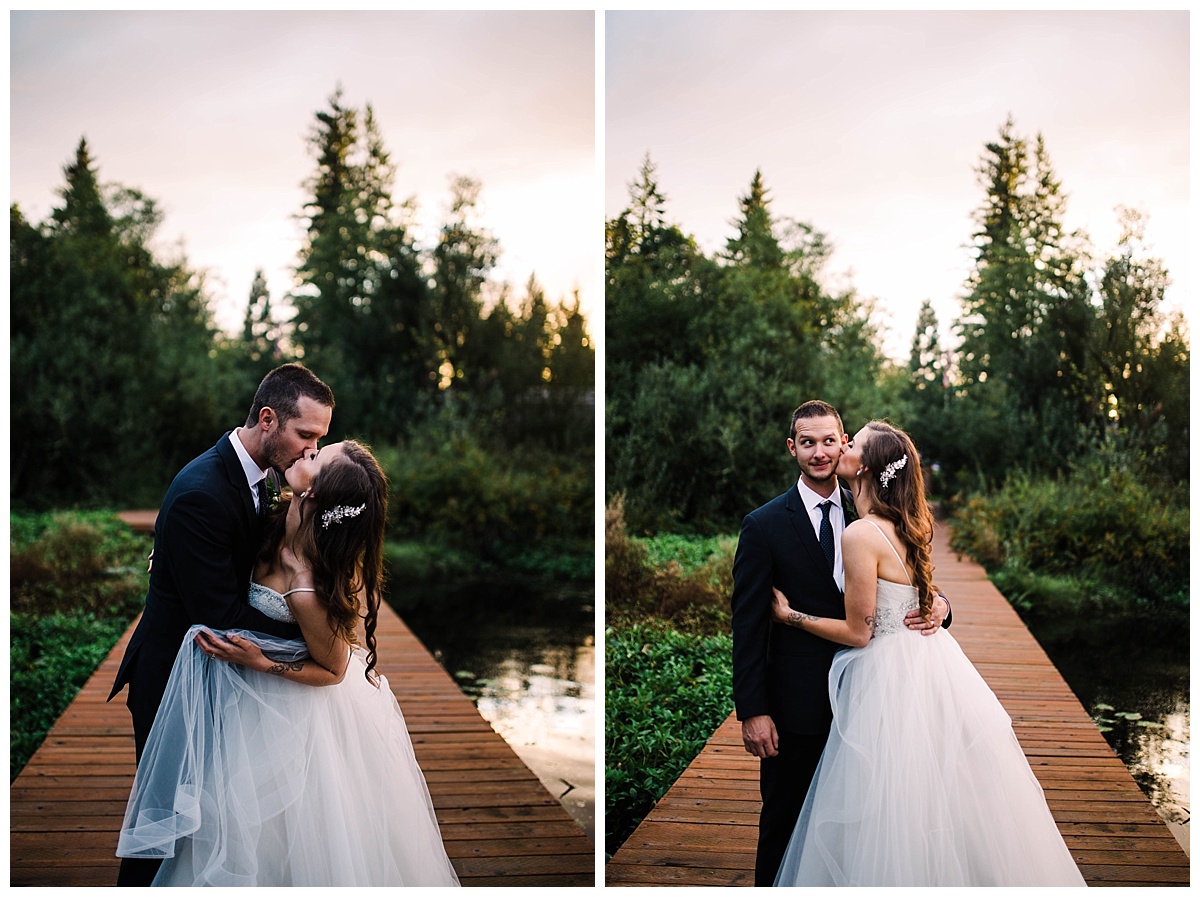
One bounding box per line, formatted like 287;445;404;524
863;519;913;587
279;587;317;597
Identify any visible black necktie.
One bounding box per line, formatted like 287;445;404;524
256;479;269;517
819;500;835;571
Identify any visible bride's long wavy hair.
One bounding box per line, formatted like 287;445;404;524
858;421;937;621
261;440;387;679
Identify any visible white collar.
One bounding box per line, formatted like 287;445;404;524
229;429;271;491
797;477;842;513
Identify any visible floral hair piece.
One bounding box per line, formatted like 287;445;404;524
321;503;366;529
878;455;908;490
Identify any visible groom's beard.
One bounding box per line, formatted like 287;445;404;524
803;459;839;484
261;430;298;475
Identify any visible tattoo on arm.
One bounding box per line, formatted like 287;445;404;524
865;614;876;635
787;610;820;629
266;660;305;676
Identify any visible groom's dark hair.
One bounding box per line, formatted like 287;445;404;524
789;399;843;441
244;363;335;427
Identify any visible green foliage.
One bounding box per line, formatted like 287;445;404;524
606;157;889;533
378;421;593;568
10;510;151;779
382;539;482;584
13;98;594;513
292;92;595;455
937;119;1189;490
604;621;733;857
949;450;1189;611
603;498;738;856
11;141;244;509
11;612;135;780
639;532;735;577
605;495;733;635
10;511;153;616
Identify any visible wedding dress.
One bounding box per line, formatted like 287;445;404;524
117;583;460;886
774;525;1086;887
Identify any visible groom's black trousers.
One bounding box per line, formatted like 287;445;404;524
115;680;164;886
756;727;829;887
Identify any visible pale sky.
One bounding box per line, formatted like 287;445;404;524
10;10;597;334
606;10;1190;361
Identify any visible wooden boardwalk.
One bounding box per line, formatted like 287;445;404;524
10;599;596;886
606;524;1189;887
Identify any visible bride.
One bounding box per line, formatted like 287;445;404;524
117;439;460;886
769;421;1085;887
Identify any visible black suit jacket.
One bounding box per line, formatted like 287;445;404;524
108;433;302;725
731;482;857;736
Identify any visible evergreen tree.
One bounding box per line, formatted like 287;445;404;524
1093;208;1188;480
723;169;784;270
908;299;946;393
431;175;498;396
953;118;1098;476
11;139;228;507
240;269;280;363
291;89;433;441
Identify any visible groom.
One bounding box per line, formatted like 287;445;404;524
108;362;333;886
731;400;950;886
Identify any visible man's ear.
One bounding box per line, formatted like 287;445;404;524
258;406;276;431
786;438;797;457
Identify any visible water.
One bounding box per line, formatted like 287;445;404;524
387;577;596;842
1026;610;1190;854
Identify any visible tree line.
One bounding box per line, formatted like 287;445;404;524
606;117;1188;534
12;89;595;517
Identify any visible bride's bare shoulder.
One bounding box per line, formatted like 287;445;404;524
844;516;894;549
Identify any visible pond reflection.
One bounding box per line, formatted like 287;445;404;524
388;578;595;842
1028;610;1190;854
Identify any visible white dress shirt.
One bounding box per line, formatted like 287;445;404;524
797;477;846;591
229;430;270;512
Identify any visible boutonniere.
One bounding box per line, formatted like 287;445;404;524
261;475;282;514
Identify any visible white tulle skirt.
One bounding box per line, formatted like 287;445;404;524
774;627;1086;887
117;626;460;886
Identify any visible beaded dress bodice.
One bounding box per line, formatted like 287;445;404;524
247;582;299;623
873;579;920;637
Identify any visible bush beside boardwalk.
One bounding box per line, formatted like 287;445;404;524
10;511;152;779
604;497;737;857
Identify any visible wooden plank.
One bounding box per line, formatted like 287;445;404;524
10;591;596;887
605;522;1188;886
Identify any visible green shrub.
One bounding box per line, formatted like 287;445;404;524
11;611;135;779
383;539;482;583
605;495;735;635
950;457;1188;612
376;433;592;570
10;511;152;617
604;621;734;857
10;511;151;780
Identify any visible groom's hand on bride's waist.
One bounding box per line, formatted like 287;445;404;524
903;592;951;635
742;715;779;758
